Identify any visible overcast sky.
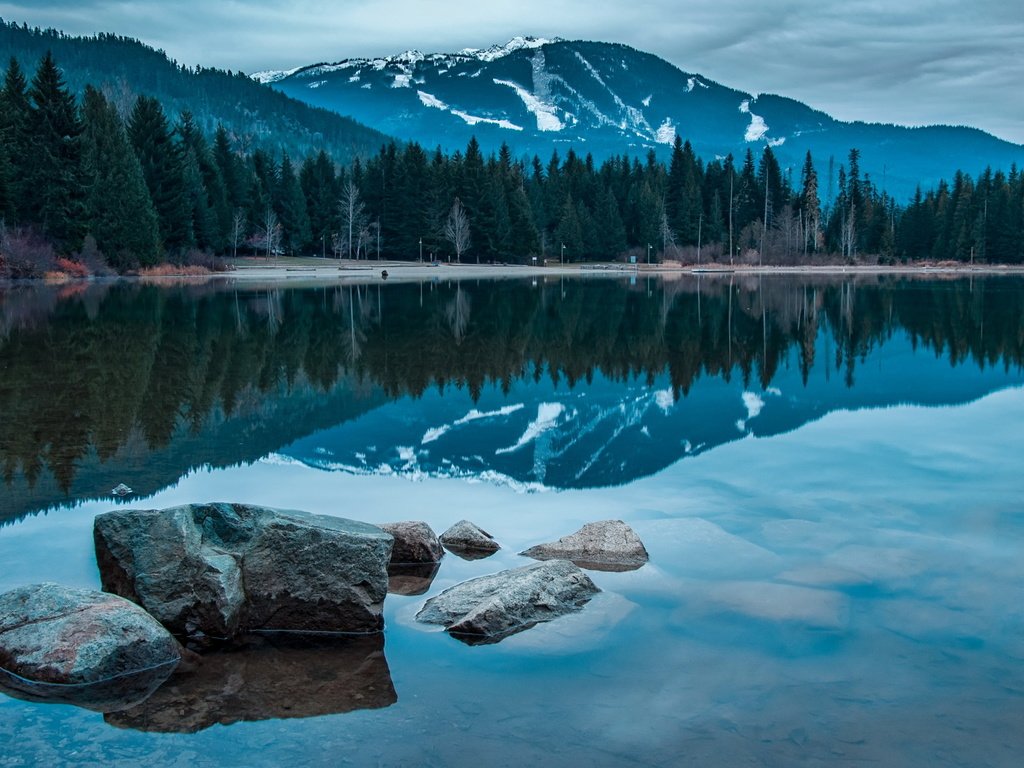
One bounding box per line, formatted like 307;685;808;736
3;0;1021;143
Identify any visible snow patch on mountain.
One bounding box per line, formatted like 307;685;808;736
655;389;675;413
496;403;565;454
252;67;303;84
740;99;770;142
686;77;709;92
421;403;526;444
494;78;563;131
392;72;412;88
452;109;524;131
642;94;652;107
461;36;558;62
655;117;677;145
418;91;447;109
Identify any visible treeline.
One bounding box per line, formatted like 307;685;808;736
1;52;1023;276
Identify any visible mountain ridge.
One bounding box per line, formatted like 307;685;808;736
262;37;1024;199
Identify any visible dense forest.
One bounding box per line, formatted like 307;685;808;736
2;276;1023;520
0;50;1022;277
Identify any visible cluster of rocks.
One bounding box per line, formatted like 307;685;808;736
0;502;647;725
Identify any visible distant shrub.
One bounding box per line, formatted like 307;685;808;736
137;264;211;277
183;249;229;272
55;257;90;278
0;229;57;279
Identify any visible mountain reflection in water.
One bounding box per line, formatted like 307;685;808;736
1;275;1022;522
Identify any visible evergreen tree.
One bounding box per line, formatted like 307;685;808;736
24;51;84;246
179;112;230;250
0;57;31;223
129;95;192;253
799;151;821;254
79;85;159;268
276;153;311;254
300;150;337;257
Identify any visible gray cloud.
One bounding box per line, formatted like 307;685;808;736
2;0;1021;143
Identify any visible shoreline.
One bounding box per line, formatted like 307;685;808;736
3;259;1022;288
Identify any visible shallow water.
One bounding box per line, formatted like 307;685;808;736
1;275;1023;766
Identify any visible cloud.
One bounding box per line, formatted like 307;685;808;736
4;0;1022;142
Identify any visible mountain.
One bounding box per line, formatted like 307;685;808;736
0;20;388;164
260;37;1024;199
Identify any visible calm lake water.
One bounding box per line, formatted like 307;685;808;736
1;274;1023;766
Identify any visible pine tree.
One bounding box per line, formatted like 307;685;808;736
799;151;821;254
24;51;84;247
0;57;31;223
129;95;192;254
179;111;230;251
276;153;311;254
79;85;159;268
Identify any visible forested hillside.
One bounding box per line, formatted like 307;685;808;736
0;20;387;163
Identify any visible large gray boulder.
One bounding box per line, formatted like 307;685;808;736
520;520;649;572
439;520;500;560
378;521;444;564
106;633;395;733
94;503;393;638
0;583;180;712
415;560;600;644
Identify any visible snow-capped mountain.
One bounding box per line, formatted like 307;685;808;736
259;38;1023;198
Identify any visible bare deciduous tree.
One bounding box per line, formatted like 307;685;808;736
444;198;471;262
254;205;281;259
230;208;246;259
339;180;366;259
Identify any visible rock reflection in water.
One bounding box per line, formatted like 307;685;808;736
387;562;441;596
105;632;395;733
0;659;178;714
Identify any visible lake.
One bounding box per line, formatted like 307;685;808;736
1;274;1023;766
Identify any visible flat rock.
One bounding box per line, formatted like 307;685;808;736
416;560;600;644
106;633;395;733
378;521;444;564
439;520;500;559
520;520;649;571
94;503;393;638
0;583;180;712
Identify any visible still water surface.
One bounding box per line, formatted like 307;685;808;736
1;275;1022;766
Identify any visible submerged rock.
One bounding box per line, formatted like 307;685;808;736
439;520;500;559
0;583;180;712
378;521;444;564
520;520;649;572
416;560;600;644
94;503;393;638
387;562;442;596
106;632;396;732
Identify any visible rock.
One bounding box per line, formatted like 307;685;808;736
94;503;393;638
0;583;180;712
415;560;600;644
439;520;500;559
520;520;649;572
378;521;444;564
387;562;442;596
106;633;395;733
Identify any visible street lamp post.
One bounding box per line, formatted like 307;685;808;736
419;238;423;263
647;243;651;265
560;242;565;265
